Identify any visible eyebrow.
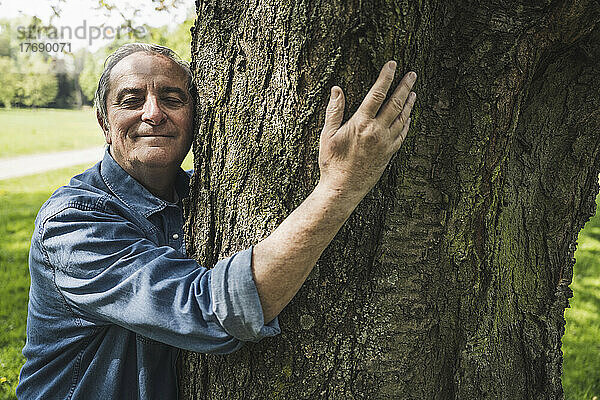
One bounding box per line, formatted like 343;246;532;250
158;87;188;99
114;88;145;104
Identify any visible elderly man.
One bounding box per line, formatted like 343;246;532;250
17;43;416;398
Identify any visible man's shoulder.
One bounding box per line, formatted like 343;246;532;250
37;162;110;225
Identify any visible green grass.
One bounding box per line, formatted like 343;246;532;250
563;192;600;400
0;108;105;158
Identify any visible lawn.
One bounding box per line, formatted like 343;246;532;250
563;192;600;400
0;108;105;158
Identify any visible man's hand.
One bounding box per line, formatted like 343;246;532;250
318;61;417;199
252;61;417;323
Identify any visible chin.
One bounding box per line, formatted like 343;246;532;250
134;148;183;169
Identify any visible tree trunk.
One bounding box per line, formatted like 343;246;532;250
179;0;600;398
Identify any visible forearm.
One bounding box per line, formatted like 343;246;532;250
251;181;362;323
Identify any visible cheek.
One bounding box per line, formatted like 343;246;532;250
169;110;193;140
182;110;194;136
108;113;139;139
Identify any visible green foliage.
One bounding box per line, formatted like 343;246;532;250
181;148;193;171
14;54;59;107
0;58;17;109
0;18;59;108
78;50;104;103
146;19;194;62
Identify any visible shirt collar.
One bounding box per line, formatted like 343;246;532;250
100;148;190;218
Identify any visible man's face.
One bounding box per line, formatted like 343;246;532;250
102;52;193;171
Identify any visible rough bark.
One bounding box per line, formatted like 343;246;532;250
179;0;600;398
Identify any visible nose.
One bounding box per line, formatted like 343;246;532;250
141;95;166;125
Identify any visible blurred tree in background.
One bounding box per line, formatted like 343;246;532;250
15;54;58;107
0;57;18;109
0;12;193;109
0;18;58;108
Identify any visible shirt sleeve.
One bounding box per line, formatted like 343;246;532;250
40;205;280;354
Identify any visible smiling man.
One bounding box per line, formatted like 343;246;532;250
17;43;417;399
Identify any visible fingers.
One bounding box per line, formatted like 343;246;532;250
378;71;417;127
356;61;397;119
392;117;411;150
389;91;416;136
322;86;345;137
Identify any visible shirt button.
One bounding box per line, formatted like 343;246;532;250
172;233;179;240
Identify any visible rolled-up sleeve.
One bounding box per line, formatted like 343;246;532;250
42;205;279;354
210;246;280;341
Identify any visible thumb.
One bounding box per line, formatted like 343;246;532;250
322;86;345;135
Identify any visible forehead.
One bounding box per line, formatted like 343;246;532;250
107;52;188;96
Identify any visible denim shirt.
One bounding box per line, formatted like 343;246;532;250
17;149;280;399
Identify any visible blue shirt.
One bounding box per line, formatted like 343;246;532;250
17;149;280;399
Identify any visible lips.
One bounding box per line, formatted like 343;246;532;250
136;134;175;138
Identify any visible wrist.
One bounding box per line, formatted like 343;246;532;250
314;179;365;214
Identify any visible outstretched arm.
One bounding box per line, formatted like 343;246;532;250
252;61;417;323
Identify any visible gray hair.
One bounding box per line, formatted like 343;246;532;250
94;43;193;129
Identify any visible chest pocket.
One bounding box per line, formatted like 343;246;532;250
146;206;184;250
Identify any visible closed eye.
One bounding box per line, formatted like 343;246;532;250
120;97;144;107
162;97;185;107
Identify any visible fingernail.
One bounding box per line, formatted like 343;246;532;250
410;71;417;80
388;61;397;72
331;87;340;100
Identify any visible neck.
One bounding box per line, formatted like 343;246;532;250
131;167;178;202
110;149;179;202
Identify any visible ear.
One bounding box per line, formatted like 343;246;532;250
97;110;111;144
